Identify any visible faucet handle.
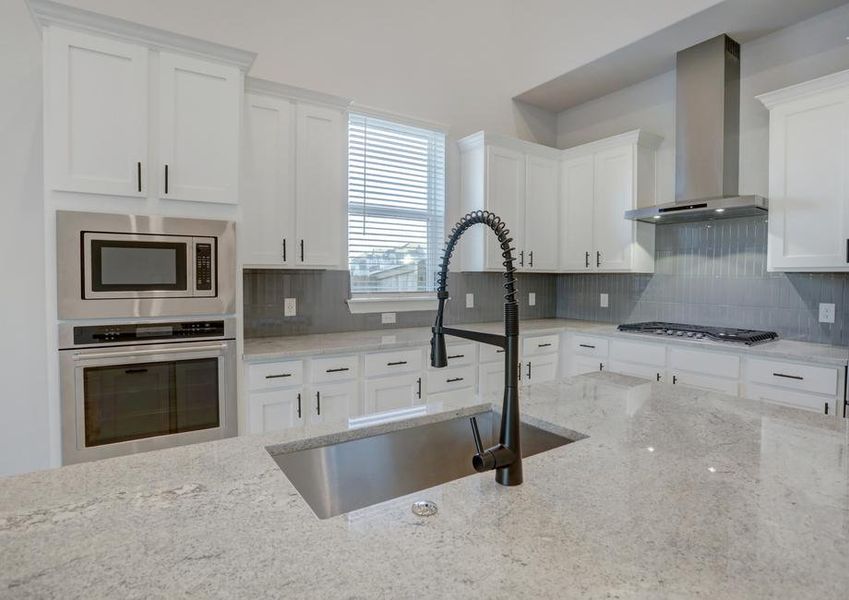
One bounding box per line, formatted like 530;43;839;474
470;416;484;455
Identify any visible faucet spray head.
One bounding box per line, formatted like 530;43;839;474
430;330;447;368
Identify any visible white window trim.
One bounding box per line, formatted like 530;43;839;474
346;293;439;314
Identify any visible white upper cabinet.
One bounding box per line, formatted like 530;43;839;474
45;28;148;197
240;80;351;269
559;155;595;270
35;2;255;206
524;155;560;270
295;103;347;267
158;53;240;204
559;130;661;273
759;70;849;272
242;93;295;265
459;133;561;272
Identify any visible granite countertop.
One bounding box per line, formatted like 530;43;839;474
244;318;849;367
2;373;849;598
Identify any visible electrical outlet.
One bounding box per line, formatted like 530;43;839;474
381;312;396;324
819;303;835;324
528;292;536;306
284;298;297;317
466;293;474;308
600;293;609;308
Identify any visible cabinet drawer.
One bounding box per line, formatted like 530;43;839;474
670;348;740;379
523;334;560;356
610;339;666;367
570;335;608;357
310;355;359;383
745;383;835;415
431;343;476;368
364;348;423;377
746;358;838;396
479;343;507;363
247;360;304;390
427;365;476;394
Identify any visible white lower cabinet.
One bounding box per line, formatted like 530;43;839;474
308;381;360;425
249;387;304;433
609;360;663;382
743;357;841;415
364;372;424;415
479;360;506;396
523;353;559;385
668;347;740;395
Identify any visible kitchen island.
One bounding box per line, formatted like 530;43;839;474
2;372;848;599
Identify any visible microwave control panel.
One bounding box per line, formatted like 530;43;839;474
195;242;213;292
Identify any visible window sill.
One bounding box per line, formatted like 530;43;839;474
346;295;439;314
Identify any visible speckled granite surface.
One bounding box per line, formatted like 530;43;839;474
2;373;848;599
244;318;849;367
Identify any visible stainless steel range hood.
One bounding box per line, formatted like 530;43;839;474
625;35;767;224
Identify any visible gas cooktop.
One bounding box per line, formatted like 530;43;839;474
617;322;779;346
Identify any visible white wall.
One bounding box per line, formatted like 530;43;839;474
556;3;849;203
0;0;51;476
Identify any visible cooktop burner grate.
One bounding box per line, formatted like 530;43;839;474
617;322;779;345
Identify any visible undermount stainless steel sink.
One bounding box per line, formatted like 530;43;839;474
268;411;577;519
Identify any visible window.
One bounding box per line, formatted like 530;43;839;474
348;113;445;296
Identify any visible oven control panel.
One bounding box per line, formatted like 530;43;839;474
73;320;226;346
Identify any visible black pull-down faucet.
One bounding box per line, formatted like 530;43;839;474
430;210;522;486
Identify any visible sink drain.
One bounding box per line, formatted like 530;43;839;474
411;500;438;517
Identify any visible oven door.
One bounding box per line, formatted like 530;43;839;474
60;340;236;464
82;232;216;300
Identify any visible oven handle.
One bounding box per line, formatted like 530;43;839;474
72;343;228;361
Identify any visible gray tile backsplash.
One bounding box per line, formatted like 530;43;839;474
556;216;849;346
244;270;557;338
245;216;849;346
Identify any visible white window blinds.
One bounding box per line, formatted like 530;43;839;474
348;113;445;294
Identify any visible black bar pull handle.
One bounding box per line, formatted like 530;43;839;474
673;375;678;384
773;372;804;381
585;251;590;268
599;362;604;372
519;250;524;267
846;239;848;263
447;354;464;360
265;373;292;379
297;393;302;419
446;377;464;383
656;373;661;382
300;240;304;262
164;164;169;194
538;343;552;348
316;391;321;416
326;367;350;373
596;251;601;268
282;238;287;262
825;402;829;415
579;344;596;349
528;251;534;267
137;162;142;192
416;377;422;399
527;361;532;379
387;360;408;366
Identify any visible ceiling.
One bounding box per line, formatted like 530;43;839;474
514;0;849;113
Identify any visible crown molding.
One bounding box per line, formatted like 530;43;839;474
457;130;561;158
458;128;663;159
350;104;450;134
561;129;663;158
757;68;849;110
28;0;256;70
244;77;352;109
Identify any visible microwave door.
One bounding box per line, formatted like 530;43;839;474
83;233;194;299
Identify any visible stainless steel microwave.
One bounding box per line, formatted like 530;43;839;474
57;211;235;319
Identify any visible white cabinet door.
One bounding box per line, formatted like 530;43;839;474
248;388;304;433
485;145;525;269
158;52;240;204
479;361;505;396
45;28;148;197
309;381;360;425
242;94;295;266
524;354;558;385
571;356;606;376
766;90;849;270
364;373;423;415
295;103;346;267
593;145;634;271
609;360;663;382
559;155;595;271
524;155;559;270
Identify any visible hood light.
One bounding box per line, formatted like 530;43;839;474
714;208;725;213
652;215;661;219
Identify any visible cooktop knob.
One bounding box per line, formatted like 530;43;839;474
676;331;684;336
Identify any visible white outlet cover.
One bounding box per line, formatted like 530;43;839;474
466;293;474;308
528;292;536;306
600;293;609;308
381;312;396;324
284;298;297;317
819;303;835;324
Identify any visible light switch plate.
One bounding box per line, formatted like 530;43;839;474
381;312;396;324
600;293;609;308
819;303;835;324
284;298;296;317
466;293;474;308
528;292;536;306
